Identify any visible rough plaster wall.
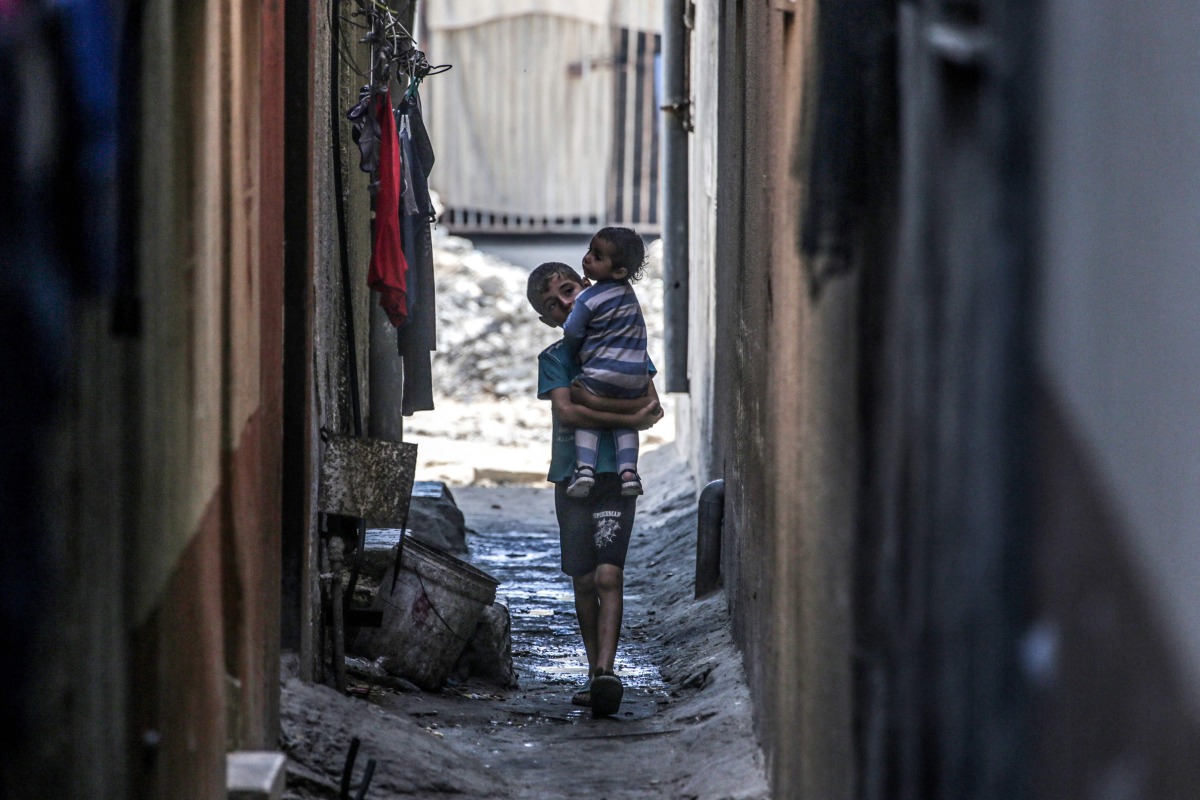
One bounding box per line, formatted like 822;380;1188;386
134;0;237;793
690;1;883;796
224;0;275;750
137;0;284;774
22;0;285;792
771;8;860;800
257;0;287;747
309;0;376;681
703;2;861;797
128;0;222;627
310;0;342;683
311;1;372;446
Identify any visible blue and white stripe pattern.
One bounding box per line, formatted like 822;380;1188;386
562;280;649;399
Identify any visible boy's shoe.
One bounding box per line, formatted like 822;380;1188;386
571;676;592;707
566;465;596;498
620;469;643;496
590;668;624;718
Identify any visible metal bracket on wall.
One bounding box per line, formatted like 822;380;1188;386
659;100;694;133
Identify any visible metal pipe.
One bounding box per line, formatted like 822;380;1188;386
695;479;725;598
368;302;406;441
328;536;347;692
661;0;690;392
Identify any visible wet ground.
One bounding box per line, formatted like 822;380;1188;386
281;445;770;799
462;487;667;723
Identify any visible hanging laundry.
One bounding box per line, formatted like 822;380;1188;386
366;88;408;327
346;85;381;174
399;92;436;219
397;90;438;415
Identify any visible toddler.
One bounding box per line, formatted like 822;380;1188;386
561;227;650;498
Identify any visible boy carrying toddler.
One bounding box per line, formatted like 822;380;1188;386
526;253;662;718
561;227;652;499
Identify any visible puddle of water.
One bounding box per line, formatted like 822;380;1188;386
463;523;668;700
535;589;576;601
540;657;590;677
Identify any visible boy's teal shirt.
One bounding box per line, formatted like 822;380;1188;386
537;339;656;482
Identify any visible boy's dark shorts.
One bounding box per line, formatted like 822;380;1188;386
554;473;637;577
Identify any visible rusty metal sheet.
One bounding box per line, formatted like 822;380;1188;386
318;434;418;524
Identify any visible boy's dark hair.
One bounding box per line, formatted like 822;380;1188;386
526;261;584;315
595;226;646;282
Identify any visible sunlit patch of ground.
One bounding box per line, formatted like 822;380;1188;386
404;395;676;487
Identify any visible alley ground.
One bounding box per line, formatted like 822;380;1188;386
279;443;769;799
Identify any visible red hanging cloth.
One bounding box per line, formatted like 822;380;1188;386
366;88;409;326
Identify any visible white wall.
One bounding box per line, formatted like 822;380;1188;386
674;0;721;485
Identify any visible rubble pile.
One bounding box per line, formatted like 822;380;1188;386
429;231;666;401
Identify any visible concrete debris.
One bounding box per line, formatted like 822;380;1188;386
450;599;520;689
404;481;468;553
344;657;420;693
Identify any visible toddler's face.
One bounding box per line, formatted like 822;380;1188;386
537;273;586;327
581;236;626;282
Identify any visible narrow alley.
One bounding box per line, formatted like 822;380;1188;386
8;1;1200;799
279;446;768;799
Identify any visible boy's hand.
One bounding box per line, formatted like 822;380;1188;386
632;399;664;431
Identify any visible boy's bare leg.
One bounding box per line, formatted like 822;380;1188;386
572;565;624;673
593;564;624;672
572;572;600;672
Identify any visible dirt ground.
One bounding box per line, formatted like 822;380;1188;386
280;403;770;799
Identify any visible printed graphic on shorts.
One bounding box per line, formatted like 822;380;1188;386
593;510;622;547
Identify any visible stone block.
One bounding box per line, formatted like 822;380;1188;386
451;599;519;689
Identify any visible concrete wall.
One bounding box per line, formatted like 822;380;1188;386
125;0;287;791
673;0;718;486
11;0;412;796
677;0;1200;797
684;2;863;796
17;1;288;796
302;0;410;684
679;0;1029;796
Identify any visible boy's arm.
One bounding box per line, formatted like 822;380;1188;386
570;378;660;414
548;385;663;431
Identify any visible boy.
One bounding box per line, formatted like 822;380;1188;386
526;261;663;718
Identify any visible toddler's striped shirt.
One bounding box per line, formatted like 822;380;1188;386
562;280;649;399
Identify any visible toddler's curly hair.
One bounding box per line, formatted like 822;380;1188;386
595;226;646;283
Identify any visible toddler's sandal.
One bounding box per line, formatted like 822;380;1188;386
566;465;596;498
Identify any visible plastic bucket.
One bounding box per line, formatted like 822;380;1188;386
353;536;499;690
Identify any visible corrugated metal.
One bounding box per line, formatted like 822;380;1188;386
424;12;661;234
608;28;661;230
426;0;661;34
